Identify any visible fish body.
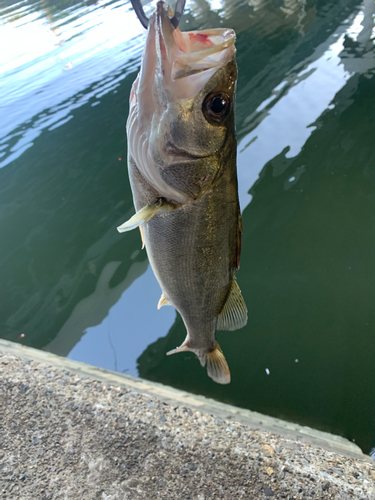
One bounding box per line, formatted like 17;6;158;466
119;1;247;383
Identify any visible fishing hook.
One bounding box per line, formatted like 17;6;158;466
130;0;186;30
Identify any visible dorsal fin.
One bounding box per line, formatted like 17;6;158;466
236;211;242;270
157;293;172;310
216;277;247;331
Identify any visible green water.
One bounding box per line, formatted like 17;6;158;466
1;0;375;455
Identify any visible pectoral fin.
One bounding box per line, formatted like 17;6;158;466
157;293;172;310
117;199;164;233
216;277;248;331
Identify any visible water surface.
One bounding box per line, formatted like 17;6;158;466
1;0;375;455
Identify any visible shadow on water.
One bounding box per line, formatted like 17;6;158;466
1;0;375;453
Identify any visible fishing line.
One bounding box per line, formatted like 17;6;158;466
130;0;186;29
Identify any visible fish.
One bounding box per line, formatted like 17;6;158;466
118;1;247;384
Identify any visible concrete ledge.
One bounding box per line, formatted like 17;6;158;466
0;339;369;461
1;340;375;500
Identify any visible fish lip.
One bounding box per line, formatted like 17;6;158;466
155;1;175;52
154;2;236;80
164;141;209;160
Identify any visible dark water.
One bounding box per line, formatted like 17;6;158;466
1;0;375;455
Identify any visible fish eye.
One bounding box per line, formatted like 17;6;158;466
203;92;230;123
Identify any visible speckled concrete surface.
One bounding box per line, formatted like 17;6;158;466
1;349;375;500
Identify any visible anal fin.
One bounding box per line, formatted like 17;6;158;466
157;293;172;310
166;337;190;356
216;277;248;331
117;198;164;233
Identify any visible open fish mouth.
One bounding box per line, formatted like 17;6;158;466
142;1;236;99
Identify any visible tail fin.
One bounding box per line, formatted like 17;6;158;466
166;340;231;385
206;343;231;384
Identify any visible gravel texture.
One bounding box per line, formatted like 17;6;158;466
1;351;375;500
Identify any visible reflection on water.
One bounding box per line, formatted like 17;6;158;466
0;0;144;167
55;265;176;375
237;0;375;208
1;0;375;453
45;259;148;359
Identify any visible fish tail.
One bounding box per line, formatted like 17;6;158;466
206;343;231;385
166;339;231;385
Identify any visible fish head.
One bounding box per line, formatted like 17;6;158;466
128;1;237;203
